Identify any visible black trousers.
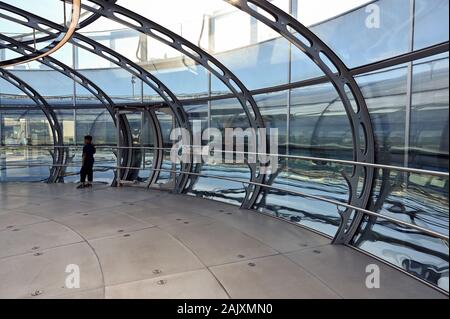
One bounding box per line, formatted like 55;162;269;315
80;163;93;183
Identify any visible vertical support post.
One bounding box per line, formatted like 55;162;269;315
171;114;176;184
0;111;5;181
138;34;148;63
116;109;121;186
250;14;258;45
207;14;213;132
72;42;78;148
404;0;416;182
141;81;145;172
110;37;116;68
286;0;297;174
141;110;145;171
208;14;215;54
290;0;298;19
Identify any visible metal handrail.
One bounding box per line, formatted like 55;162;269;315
2;144;448;178
115;165;450;241
2;161;448;241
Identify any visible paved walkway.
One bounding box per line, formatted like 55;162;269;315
0;183;445;299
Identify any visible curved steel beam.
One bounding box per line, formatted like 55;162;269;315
0;32;134;183
0;0;80;67
0;69;64;182
73;0;266;209
0;2;189;190
224;0;376;244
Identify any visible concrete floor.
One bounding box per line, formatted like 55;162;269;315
0;183;445;299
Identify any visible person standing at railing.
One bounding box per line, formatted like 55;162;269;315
77;135;96;189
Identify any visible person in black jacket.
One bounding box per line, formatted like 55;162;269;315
77;135;96;189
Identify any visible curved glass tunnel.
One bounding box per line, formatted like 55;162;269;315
0;0;448;296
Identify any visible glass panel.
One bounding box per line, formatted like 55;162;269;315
2;0;66;30
409;53;449;171
0;1;98;50
55;109;75;145
356;64;409;167
0;77;34;106
258;169;346;236
212;37;290;91
279;83;353;235
117;0;297;90
291;48;325;83
310;0;411;68
414;0;449;50
352;56;449;292
296;0;371;25
10;69;75;105
79;20;212;99
255;90;288;153
188;98;251;205
79;67;147;104
0;109;54;182
290;82;354;161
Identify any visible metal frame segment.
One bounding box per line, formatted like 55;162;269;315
0;69;64;182
224;0;376;244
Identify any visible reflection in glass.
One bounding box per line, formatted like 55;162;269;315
290;82;353;161
410;54;449;172
0;109;54;182
356;64;409;167
352;55;449;291
414;0;449;50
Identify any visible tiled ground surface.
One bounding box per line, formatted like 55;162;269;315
0;183;445;299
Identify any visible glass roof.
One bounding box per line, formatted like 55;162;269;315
0;0;448;293
0;0;448;100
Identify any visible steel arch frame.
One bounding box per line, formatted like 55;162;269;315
0;2;187;190
0;69;64;183
225;0;376;244
0;33;136;183
71;0;267;209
